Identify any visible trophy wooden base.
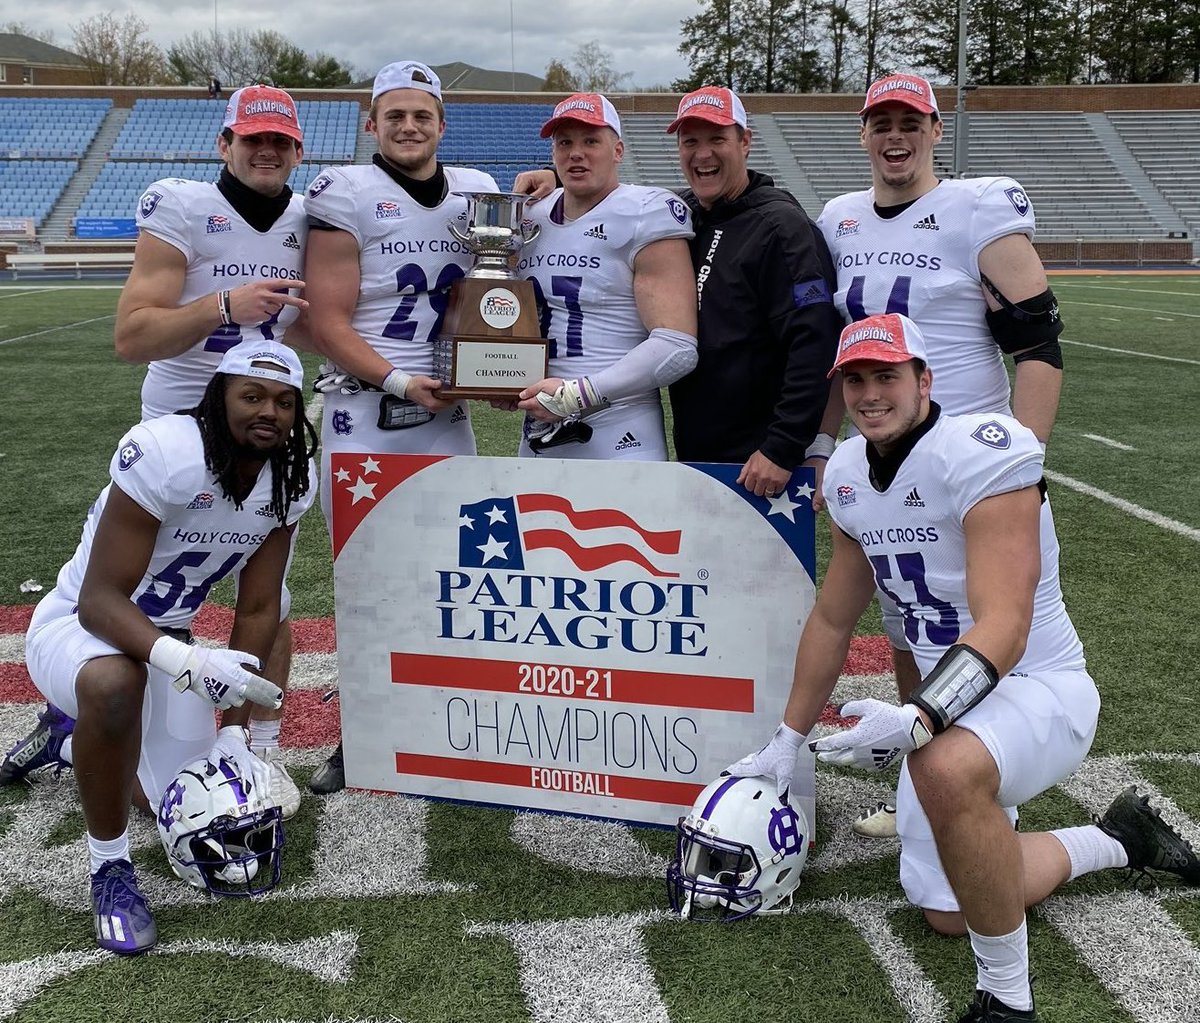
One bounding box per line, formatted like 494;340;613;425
432;276;549;400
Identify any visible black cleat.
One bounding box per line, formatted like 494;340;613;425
1097;786;1200;884
309;742;345;794
1;703;74;785
957;990;1037;1022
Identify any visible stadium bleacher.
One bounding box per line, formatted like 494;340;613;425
0;159;78;227
441;102;553;190
0;98;110;158
1106;110;1200;237
0;93;1195;253
111;98;359;162
76;161;326;220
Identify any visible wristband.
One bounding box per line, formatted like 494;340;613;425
217;290;233;326
382;368;412;399
149;634;191;681
804;434;836;460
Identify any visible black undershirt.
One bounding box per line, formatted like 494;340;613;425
217;166;292;233
371;153;447;208
873;197;919;220
865;401;942;492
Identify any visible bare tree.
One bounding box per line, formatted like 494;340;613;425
166;28;352;88
570;41;632;92
2;21;55;43
71;12;166;86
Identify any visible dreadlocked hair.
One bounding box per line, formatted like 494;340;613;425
190;372;317;523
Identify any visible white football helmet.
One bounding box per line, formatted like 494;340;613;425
157;755;284;896
668;774;809;920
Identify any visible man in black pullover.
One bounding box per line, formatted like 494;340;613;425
666;87;842;498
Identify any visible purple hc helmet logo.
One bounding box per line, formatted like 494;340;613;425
768;805;804;855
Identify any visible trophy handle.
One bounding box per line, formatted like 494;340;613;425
521;222;541;245
448;223;473;246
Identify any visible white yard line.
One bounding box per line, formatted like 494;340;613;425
1082;433;1136;451
1045;470;1200;543
1055;283;1200;298
1061;338;1200;365
1065;300;1200;319
0;314;115;346
0;289;65;301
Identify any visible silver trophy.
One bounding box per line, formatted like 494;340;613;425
433;192;548;397
447;190;541;278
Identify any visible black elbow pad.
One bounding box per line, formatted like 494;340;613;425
982;276;1063;355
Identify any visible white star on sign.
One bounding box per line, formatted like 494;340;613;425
793;482;815;502
766;489;802;522
347;477;377;505
459;513;475;530
485;504;508;525
334;468;351;483
360;457;381;475
476;533;509;564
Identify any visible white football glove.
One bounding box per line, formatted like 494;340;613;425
809;699;933;772
725;722;806;800
535;377;608;420
312;361;363;396
149;636;283;711
207;725;272;802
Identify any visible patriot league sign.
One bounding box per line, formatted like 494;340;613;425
330;455;817;829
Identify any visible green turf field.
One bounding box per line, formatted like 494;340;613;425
0;276;1198;1023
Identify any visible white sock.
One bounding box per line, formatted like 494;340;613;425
249;718;281;753
59;735;73;765
1050;824;1129;880
968;919;1032;1012
88;830;131;873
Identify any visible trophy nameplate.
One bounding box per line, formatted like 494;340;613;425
433;192;549;399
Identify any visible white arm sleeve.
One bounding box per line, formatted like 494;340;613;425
586;327;698;403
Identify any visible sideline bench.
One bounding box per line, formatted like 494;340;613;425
7;251;135;279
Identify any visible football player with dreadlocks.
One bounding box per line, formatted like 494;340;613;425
4;341;315;954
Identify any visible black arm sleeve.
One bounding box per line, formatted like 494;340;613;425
758;214;843;469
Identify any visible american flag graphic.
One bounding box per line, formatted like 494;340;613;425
457;494;681;578
206;214;231;233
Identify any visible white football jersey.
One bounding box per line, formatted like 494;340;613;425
135;178;307;419
303;163;497;375
52;415;314;630
824;411;1084;677
518;184;694;382
817;177;1035;416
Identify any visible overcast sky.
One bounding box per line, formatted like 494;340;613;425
20;0;700;89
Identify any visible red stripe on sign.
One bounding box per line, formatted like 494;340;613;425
514;494;681;554
394;752;705;806
391;652;753;712
522;529;680;579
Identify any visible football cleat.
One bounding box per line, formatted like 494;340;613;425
91;859;158;955
1097;786;1200;884
956;990;1037;1022
0;703;74;785
851;800;898;838
252;746;301;819
309;742;345;795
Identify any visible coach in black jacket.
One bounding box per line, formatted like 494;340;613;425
666;87;842;498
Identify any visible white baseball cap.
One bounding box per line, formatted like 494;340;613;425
217;340;304;389
372;60;442;102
